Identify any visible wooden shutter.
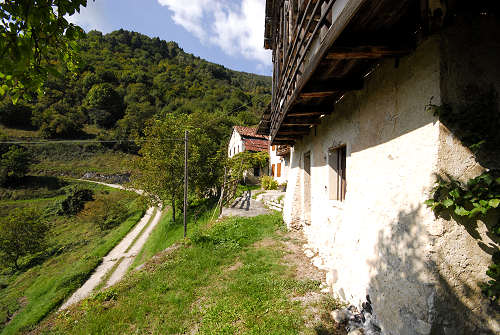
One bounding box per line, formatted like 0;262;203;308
277;163;281;177
272;164;275;176
328;145;347;201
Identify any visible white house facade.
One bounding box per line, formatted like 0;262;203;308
258;1;500;334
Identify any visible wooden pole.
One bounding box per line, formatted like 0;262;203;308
183;130;188;238
220;166;227;216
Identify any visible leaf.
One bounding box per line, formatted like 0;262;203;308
442;198;454;208
468;207;483;218
424;199;435;207
449;189;460;199
454;206;469;216
489;199;500;208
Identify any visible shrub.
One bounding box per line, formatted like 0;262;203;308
261;175;278;190
38;109;84;139
59;187;94;215
0;100;33;129
0;208;48;270
0;145;31;186
81;195;129;230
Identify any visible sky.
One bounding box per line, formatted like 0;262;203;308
67;0;272;76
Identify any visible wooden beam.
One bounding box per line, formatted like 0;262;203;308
278;129;310;135
325;45;412;59
305;77;363;91
273;140;295;145
274;137;297;141
287;111;323;117
282;118;321;126
300;92;336;98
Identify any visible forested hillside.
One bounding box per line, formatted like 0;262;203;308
1;29;271;139
0;29;270;178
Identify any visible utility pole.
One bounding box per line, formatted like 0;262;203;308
183;130;188;238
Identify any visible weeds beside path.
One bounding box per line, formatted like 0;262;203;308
36;213;345;334
0;180;146;335
60;181;162;309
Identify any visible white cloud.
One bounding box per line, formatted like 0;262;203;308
66;2;111;33
159;0;271;68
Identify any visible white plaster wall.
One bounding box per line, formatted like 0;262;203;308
284;37;444;334
283;22;500;333
269;146;288;184
228;129;243;158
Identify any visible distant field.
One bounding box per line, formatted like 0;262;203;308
0;179;146;335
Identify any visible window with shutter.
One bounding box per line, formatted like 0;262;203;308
328;145;347;201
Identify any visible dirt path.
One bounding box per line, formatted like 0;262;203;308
60;181;162;310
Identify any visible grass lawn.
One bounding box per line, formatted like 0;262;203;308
36;213;344;334
0;179;147;335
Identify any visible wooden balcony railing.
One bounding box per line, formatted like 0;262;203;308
269;0;366;142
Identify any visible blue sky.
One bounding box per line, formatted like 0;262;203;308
68;0;272;75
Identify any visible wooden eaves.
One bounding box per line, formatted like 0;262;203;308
262;0;419;145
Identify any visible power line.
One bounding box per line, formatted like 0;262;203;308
0;138;184;145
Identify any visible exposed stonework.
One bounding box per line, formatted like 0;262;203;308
283;18;500;335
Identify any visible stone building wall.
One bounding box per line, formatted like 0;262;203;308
282;18;500;335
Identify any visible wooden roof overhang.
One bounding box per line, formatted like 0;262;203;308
262;0;421;145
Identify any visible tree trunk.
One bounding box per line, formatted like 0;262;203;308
172;197;175;223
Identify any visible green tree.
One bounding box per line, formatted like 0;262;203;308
0;145;31;185
0;0;90;100
133;114;186;222
228;151;269;181
37;108;83;139
0;99;33;128
0;208;48;270
85;83;123;128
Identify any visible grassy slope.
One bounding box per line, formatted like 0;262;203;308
37;213;338;335
0;125;137;179
0;181;146;335
131;205;217;269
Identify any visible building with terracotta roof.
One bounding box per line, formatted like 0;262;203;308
228;126;270;183
228;126;269;158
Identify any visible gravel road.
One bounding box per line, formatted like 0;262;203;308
60;181;161;310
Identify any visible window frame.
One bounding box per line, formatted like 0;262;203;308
328;145;347;201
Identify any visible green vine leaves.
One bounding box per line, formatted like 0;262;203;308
425;172;500;303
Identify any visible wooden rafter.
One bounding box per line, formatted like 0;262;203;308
282;118;321;126
277;129;311;135
325;45;412;59
287;111;324;117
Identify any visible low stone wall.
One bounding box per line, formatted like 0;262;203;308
81;172;130;184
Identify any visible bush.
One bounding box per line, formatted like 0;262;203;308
0;145;31;186
59;187;94;215
81;196;129;230
38;109;84;139
261;175;278;190
0;208;48;270
0;100;34;129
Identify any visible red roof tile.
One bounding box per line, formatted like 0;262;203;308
234;126;268;139
243;138;269;152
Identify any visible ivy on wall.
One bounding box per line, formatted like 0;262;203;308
425;172;500;304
